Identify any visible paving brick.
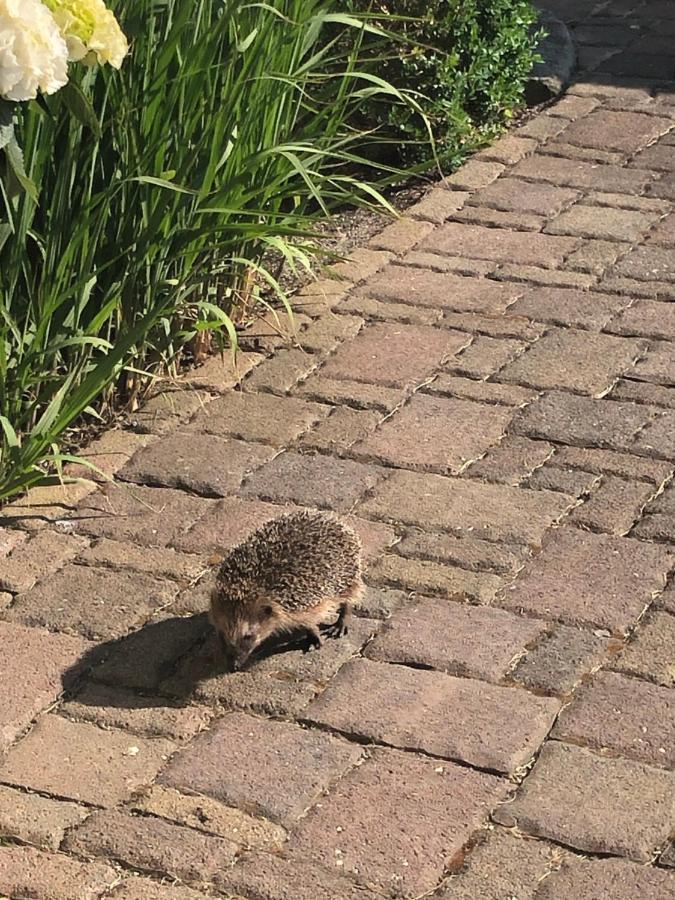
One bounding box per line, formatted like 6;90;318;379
425;375;536;407
0;591;11;610
76;537;204;581
368;217;434;254
396;530;526;575
170;495;290;556
67;427;155;477
119;432;275;498
517;114;570;140
447;336;526;379
612;378;675;407
599;275;675;300
632;512;675;541
512;391;658;450
441;310;544;340
66;483;214;548
358;267;520;314
6;563;177;640
499;526;671;634
439;829;563;900
182;349;263;393
464;436;553;486
631;341;675;386
634;411;675;458
292;278;355;316
294;374;405;413
570;475;656;533
219;853;378;900
492;264;596;290
536;856;675;900
299;406;381;452
354;585;411;619
0;846;117;900
562;110;672;153
400;250;496;278
109;877;206;900
188;391;325;444
319;322;469;389
340;292;443;325
553;670;674;767
647;211;675;248
615;244;675;282
0;621;89;752
612;611;675;687
366;597;545;681
0;713;173;806
449;206;545;232
547;95;600;119
160;712;361;825
479;135;538;165
419;223;579;269
241;451;382;512
607;299;675;340
326;248;393;283
359;470;573;544
550;444;672;484
288;746;508;897
498;329;645;395
547;203;659;243
584;190;670;214
512;625;610;696
527;465;600;496
541;141;625;164
134;784;286;851
0;480;98;532
632;144;675;176
243;348;321;394
306;658;559;774
127;390;208;437
0;783;87;850
0;529;88;593
62;682;211;741
471;178;579;216
507;287;628;330
64;808;238;886
0;525;26;558
408;187;469;223
366;554;504;603
444;158;506;190
354;395;512;473
512;154;655;193
493;741;675;861
300;314;366;355
661;842;675;868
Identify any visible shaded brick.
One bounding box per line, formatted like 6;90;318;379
366;554;504;603
499;329;645;396
570;475;656;533
188;391;325;444
296;313;363;355
527;465;600;496
553;670;674;767
127;390;207;437
358;267;519;314
464;436;553;486
109;877;205;900
62;683;211;741
396;529;526;575
0;479;98;531
0;846;116;900
119;432;275;498
160;712;361;825
243;348;321;395
439;829;563;900
612;611;675;687
134;785;286;851
647;211;675;248
512;391;658;449
612;378;675;407
507;287;628;330
355;395;512;473
64;808;238;885
340;292;443;325
0;784;87;850
420;223;579;269
562;110;672;153
242;451;382;512
493;741;675;861
634;411;675;458
0;526;26;558
546;204;658;241
408;187;469;224
291;278;355;316
631;341;675;385
631;140;675;172
447;336;525;379
444;159;505;190
547;95;600;118
471;178;579;216
320;322;469;389
537;857;675;900
328;248;395;282
565;239;632;275
182;350;263;393
0;621;89;752
549;445;672;484
170;495;289;556
354;585;410;619
67;428;155;478
306;658;559;774
512;625;610;696
65;483;214;548
517;115;570;140
632;512;675;541
615;244;675;282
6;564;177;640
219;852;378;900
512;155;654;193
299;406;381;452
499;526;671;634
366;596;545;681
289;746;508;897
479;135;538;165
0;714;173;806
0;529;88;593
607;298;675;340
425;375;536;407
359;470;573;544
368;217;434;254
294;375;405;413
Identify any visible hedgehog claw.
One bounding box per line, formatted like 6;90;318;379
303;627;323;653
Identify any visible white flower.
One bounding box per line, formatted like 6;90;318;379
0;0;68;101
43;0;128;69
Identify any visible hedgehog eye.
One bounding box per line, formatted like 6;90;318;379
261;604;274;619
242;631;255;644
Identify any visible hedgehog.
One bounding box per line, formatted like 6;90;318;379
209;510;363;671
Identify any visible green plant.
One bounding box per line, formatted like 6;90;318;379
0;0;417;503
351;0;542;165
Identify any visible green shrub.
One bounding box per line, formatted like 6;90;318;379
0;0;414;503
351;0;542;165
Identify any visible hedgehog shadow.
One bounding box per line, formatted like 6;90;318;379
60;613;321;711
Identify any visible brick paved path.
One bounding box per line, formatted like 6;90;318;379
2;2;675;898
